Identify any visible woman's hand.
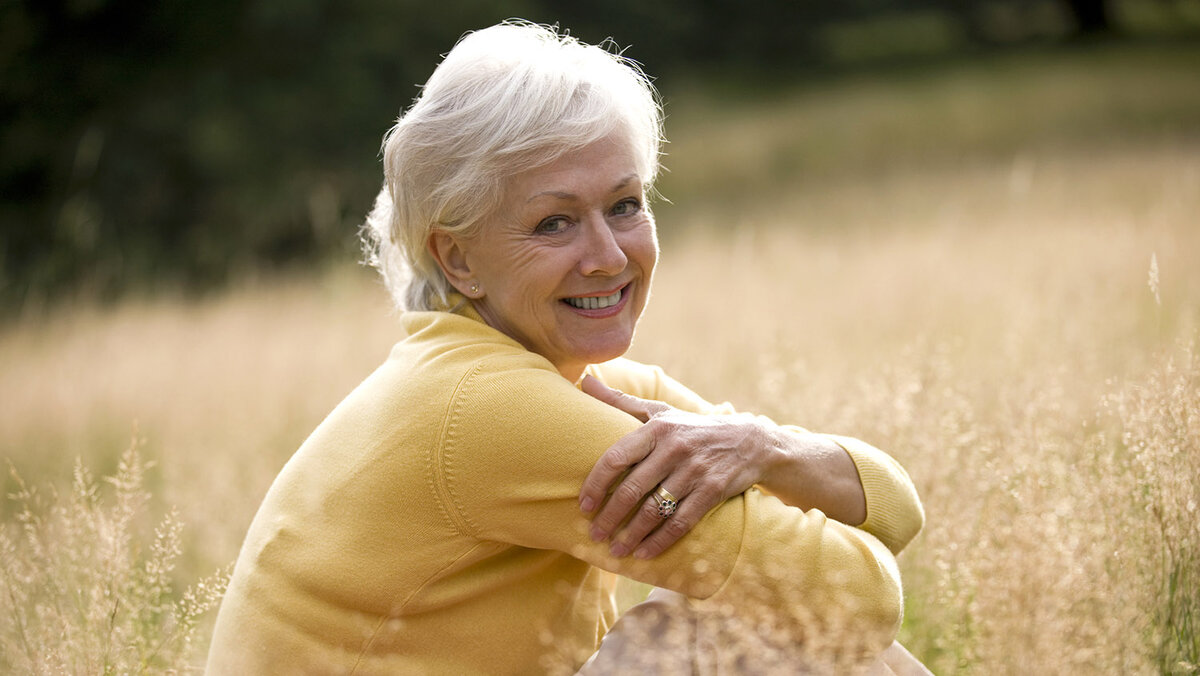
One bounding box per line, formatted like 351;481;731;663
578;375;868;560
578;376;783;560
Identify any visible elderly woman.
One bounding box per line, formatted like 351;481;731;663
206;22;925;675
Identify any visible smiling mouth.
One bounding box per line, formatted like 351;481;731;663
564;288;623;310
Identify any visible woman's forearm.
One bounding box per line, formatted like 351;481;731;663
757;423;868;527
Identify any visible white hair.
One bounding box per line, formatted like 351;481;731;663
361;21;664;311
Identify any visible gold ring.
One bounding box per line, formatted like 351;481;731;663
653;485;678;519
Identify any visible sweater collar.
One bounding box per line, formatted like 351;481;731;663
418;291;601;387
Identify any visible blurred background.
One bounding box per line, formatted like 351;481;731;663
3;1;1200;672
2;0;1198;312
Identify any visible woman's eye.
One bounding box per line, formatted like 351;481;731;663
535;217;570;234
611;198;641;216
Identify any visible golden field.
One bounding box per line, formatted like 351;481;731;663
2;43;1198;673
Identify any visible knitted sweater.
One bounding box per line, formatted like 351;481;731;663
205;303;924;675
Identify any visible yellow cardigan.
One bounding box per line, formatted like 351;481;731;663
205;302;924;674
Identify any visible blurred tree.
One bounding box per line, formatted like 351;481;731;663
1065;0;1113;32
0;0;533;310
0;0;1194;313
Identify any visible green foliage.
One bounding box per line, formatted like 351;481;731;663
0;437;229;673
2;0;1199;313
1;0;514;309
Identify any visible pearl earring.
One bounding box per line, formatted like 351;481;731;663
469;282;479;295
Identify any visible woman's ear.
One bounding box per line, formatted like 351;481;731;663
428;231;481;298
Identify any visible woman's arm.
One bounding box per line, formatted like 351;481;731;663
754;425;870;524
446;355;903;657
578;371;923;559
580;376;867;558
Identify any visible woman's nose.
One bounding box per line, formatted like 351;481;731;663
579;215;628;276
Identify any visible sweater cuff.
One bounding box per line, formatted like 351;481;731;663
826;435;924;555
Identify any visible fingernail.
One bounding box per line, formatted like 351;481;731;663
580;497;594;513
610;542;629;558
590;527;607;542
634;548;651;560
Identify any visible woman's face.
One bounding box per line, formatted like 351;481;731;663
457;137;658;380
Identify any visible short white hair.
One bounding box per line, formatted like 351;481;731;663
361;21;664;311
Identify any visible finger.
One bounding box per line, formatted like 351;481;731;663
607;483;685;558
587;445;670;543
628;487;721;560
581;375;670;423
579;424;657;516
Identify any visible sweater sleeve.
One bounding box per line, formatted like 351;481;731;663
443;354;902;656
593;359;925;554
820;434;924;555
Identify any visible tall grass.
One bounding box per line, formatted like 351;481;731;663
2;42;1198;672
0;436;228;672
631;144;1199;673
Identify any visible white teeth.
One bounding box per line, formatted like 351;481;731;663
566;289;622;310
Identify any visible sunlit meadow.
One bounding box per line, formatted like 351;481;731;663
2;43;1198;673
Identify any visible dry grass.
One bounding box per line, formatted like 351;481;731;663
2;44;1199;673
1;439;228;673
635;139;1200;674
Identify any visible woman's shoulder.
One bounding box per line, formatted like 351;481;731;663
318;310;565;460
588;357;661;398
390;310;591;430
397;310;557;375
589;358;720;414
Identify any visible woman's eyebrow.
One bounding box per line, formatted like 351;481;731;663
527;190;574;202
526;174;642;203
609;174;640;192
